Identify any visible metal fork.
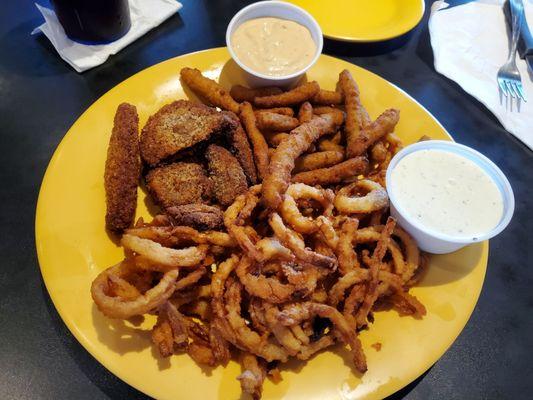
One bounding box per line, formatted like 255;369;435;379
497;0;526;101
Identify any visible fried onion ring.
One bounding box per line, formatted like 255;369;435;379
334;179;389;214
280;183;334;234
91;262;179;319
121;234;207;270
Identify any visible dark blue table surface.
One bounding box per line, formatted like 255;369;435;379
0;1;531;399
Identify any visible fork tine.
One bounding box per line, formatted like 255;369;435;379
505;80;517;98
498;79;509;97
514;82;527;102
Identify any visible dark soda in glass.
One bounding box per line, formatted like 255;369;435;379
50;0;131;44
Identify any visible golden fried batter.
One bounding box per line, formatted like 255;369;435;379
222;111;258;185
104;103;140;232
166;203;224;231
145;162;212;209
140;100;232;166
206;144;248;207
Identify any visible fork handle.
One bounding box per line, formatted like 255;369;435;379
508;1;522;60
511;0;533;57
505;0;533;57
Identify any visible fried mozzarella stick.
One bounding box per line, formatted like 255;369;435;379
239;102;270;180
294;150;344;173
256;112;300;132
254;81;320;107
311;89;344;105
338;70;371;158
347;108;400;157
180;67;240;114
230;84;283;103
262;114;338;209
292;156;369;186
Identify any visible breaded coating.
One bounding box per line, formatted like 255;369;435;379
311;89;344;105
145;162;212;209
230;85;283;103
104;103;140;232
140;100;231;166
254;81;320;108
338;70;371;158
180;67;240;113
262;114;339;210
298;101;313;124
264;132;289;148
347;109;400;157
206;144;248;206
239;102;270;180
166;204;224;231
294;150;344;173
222;111;258;185
292;156;369;186
256;112;300;132
254;107;294;117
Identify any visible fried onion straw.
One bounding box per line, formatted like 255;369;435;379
356;217;396;327
235;255;295;303
277;302;367;372
269;213;337;269
237;352;267;400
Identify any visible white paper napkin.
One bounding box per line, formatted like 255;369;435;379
429;0;533;150
32;0;182;73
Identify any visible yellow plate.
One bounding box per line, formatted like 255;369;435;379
36;48;486;400
286;0;425;42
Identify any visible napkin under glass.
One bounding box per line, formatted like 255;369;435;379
32;0;183;73
429;0;533;150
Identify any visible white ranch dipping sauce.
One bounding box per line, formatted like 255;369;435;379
390;149;503;237
231;17;316;77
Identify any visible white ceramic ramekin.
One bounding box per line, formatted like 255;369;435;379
386;141;515;254
226;1;323;88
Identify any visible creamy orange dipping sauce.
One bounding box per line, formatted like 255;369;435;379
231;17;316;77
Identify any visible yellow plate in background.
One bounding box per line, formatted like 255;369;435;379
287;0;425;42
36;47;486;400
